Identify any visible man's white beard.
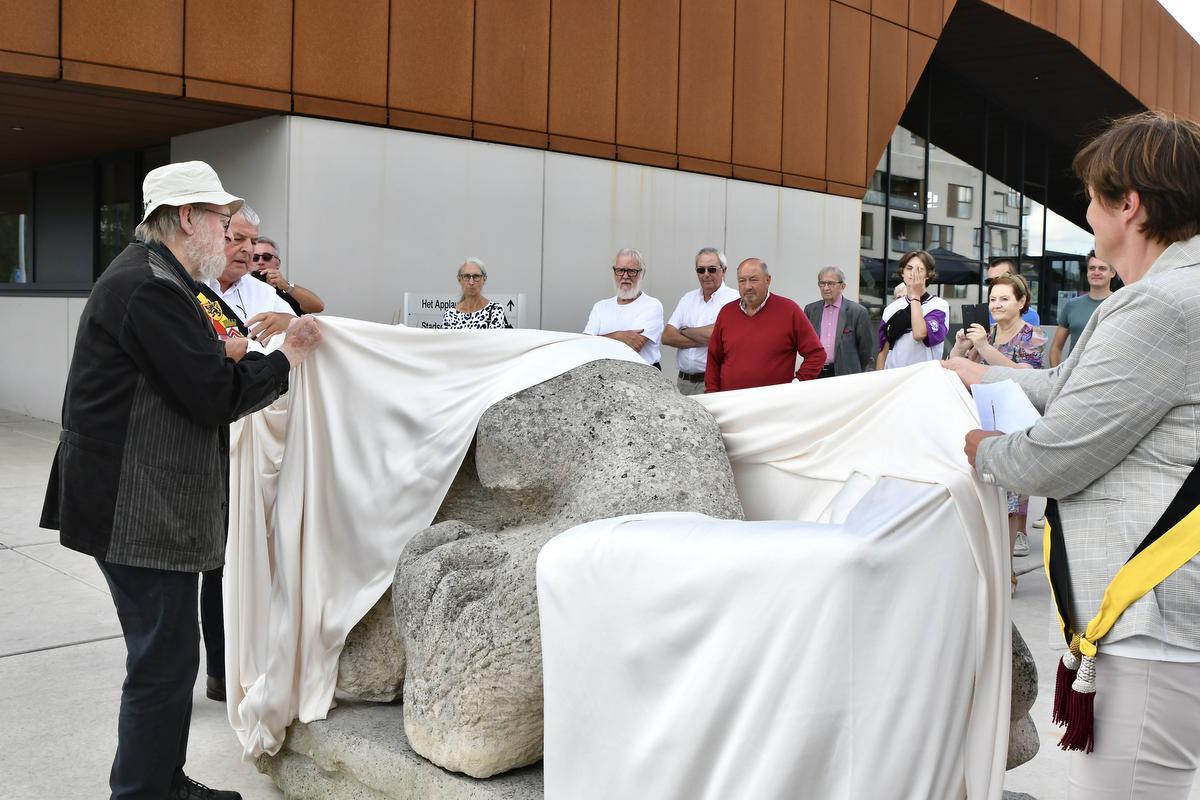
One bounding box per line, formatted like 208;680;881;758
616;281;641;301
184;219;227;282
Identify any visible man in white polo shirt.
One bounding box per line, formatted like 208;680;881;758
583;247;664;368
206;203;296;343
662;247;739;395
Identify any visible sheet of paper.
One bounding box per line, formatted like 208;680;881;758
971;379;1041;433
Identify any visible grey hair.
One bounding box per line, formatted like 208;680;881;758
458;257;487;278
695;247;727;269
818;266;846;283
257;235;281;257
615;247;646;272
135;205;187;245
236;202;260;226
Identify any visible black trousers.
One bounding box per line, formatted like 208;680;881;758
97;560;198;800
200;567;224;680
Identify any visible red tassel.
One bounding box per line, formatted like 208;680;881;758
1052;658;1077;727
1058;690;1095;753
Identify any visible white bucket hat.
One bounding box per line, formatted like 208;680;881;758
141;161;244;223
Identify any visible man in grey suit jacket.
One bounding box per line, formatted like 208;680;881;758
803;267;875;377
40;162;323;800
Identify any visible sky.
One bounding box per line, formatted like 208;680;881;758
1160;1;1200;45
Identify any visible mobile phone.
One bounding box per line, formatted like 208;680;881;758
250;270;270;283
961;303;991;333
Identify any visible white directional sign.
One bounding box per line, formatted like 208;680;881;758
399;293;528;329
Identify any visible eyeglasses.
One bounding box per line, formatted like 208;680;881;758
458;273;484;282
252;253;278;263
206;208;232;231
613;267;643;277
817;281;843;288
695;266;721;274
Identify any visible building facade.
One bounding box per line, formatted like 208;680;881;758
1;0;1196;418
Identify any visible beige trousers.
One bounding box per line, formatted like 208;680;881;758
676;377;705;396
1068;654;1200;799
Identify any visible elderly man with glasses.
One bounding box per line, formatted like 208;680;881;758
662;247;739;394
252;236;325;315
803;266;875;377
583;247;664;368
204;204;297;343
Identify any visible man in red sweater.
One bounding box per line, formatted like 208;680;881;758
705;258;826;392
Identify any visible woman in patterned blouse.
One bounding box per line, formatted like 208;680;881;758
441;258;510;329
949;271;1044;594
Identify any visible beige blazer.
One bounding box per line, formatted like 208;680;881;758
977;235;1200;650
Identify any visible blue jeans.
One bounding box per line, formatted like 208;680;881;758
97;559;198;800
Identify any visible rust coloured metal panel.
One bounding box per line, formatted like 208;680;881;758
549;0;618;143
1098;0;1121;81
908;0;943;38
872;0;907;26
1078;0;1102;66
907;30;935;96
1004;0;1031;21
0;0;58;57
1157;13;1176;114
825;2;870;189
1056;0;1079;45
841;0;870;10
1192;45;1200;120
1030;0;1055;32
866;16;907;190
782;0;829;180
62;0;183;75
1119;0;1139;93
616;0;680;154
293;0;389;107
185;0;292;92
62;62;181;96
390;0;474;119
677;0;734;163
1139;0;1158;109
474;0;550;132
1175;25;1192;117
733;0;785;171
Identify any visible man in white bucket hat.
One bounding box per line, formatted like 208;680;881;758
40;161;323;800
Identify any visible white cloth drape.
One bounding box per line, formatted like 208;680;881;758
224;318;642;758
539;363;1010;799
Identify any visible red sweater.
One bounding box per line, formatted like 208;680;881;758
705;293;825;392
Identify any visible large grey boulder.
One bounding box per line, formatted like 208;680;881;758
395;359;744;778
336;590;405;702
1008;623;1040;770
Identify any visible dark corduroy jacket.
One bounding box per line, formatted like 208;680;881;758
41;241;291;572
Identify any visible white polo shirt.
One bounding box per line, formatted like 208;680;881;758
583;292;664;366
666;284;739;373
207;274;296;323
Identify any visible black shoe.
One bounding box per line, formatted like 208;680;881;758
205;675;226;702
168;775;242;799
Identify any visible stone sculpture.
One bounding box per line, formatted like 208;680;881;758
298;357;1040;797
394;359;744;778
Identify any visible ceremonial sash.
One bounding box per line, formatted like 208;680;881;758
1044;460;1200;752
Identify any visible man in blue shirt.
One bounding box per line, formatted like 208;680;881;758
1049;251;1114;366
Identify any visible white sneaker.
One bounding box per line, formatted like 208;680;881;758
1032;515;1046;529
1013;532;1030;557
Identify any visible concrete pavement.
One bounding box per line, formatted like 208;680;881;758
2;407;1197;799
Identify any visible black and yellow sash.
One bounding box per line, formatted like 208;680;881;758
1045;460;1200;752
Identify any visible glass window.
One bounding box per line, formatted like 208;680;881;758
927;224;953;250
889;175;925;213
947;184;973;219
97;155;139;278
860;213;874;249
865;171;886;207
0;172;32;284
890;216;923;252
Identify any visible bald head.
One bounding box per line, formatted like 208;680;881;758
736;258;771;311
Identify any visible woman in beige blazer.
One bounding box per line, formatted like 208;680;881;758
947;112;1200;799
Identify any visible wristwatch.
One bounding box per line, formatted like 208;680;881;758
287;281;295;292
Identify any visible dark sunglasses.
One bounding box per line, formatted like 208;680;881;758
695;266;721;274
252;253;278;263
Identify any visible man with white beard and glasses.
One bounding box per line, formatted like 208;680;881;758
583;247;665;368
40;161;323;800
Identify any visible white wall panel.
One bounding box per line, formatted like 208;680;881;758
0;297;75;420
287;118;545;325
542;152;727;375
172;115;291;258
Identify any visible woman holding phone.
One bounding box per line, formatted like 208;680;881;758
949;271;1043;593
